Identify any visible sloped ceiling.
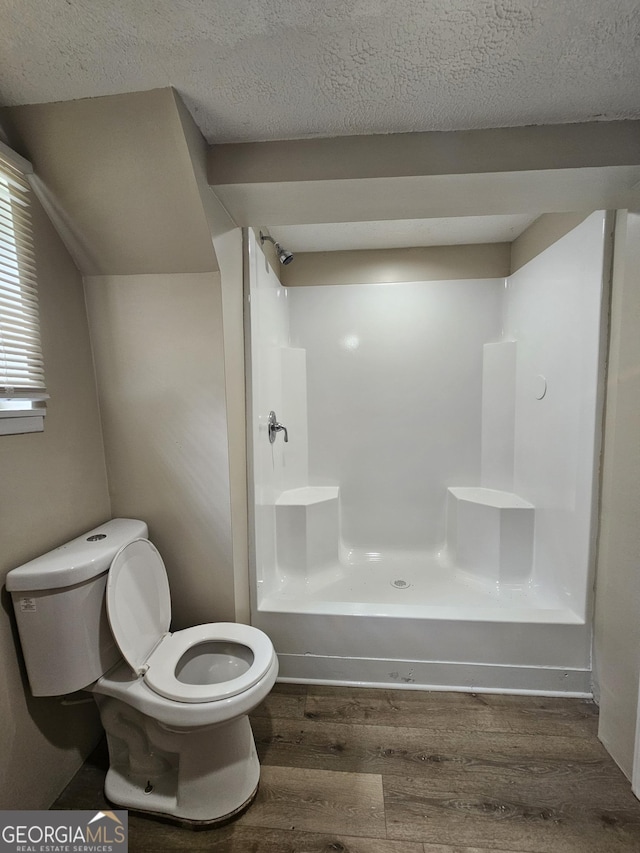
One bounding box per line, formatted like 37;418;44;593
0;0;639;144
1;89;220;275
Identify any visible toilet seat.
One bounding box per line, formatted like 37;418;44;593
107;539;274;704
145;622;275;703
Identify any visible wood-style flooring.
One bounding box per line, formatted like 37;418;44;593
52;684;640;852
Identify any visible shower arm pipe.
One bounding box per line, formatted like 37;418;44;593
259;231;294;265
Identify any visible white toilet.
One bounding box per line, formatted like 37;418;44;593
6;518;278;826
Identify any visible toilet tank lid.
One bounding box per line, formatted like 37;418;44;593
5;519;149;592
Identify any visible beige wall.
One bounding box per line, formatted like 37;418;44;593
510;213;590;272
0;190;111;808
593;210;640;778
209;121;640;185
0;91;243;810
282;242;510;287
2;89;217;276
3;88;244;627
84;273;235;628
211;228;249;622
173;92;250;623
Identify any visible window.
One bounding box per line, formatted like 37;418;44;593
0;141;47;435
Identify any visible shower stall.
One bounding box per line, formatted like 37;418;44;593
246;213;610;695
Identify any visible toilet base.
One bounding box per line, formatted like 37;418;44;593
108;782;259;830
96;694;262;823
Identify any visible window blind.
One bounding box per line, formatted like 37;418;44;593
0;148;47;411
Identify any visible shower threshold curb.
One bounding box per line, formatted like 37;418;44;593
274;653;592;697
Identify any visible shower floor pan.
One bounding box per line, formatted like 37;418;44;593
254;550;590;696
259;549;581;624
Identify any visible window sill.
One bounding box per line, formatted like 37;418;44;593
0;409;45;435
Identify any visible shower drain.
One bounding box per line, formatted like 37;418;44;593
391;579;411;589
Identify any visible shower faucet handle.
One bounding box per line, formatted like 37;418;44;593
268;410;289;444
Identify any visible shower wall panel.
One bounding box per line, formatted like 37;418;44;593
505;212;607;613
288;279;504;553
247;230;290;595
480;341;517;490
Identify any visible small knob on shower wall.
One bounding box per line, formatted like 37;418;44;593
268;410;289;444
534;374;547;400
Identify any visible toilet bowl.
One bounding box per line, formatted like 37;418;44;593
6;519;278;825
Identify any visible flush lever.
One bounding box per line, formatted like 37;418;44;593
268;410;288;444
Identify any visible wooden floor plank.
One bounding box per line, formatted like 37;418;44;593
122;823;422;853
477;693;597;711
123;816;523;853
384;771;640;852
210;826;424;852
237;765;386;838
251;716;608;779
252;682;308;720
198;827;511;853
304;687;598;738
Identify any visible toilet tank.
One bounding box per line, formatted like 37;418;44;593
6;518;148;696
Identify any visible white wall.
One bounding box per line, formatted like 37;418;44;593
594;210;640;780
480;341;516;490
288;279;504;553
262;215;606;605
247;230;290;596
505;212;607;614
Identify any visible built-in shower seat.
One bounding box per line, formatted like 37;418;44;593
446;486;535;585
275;486;340;575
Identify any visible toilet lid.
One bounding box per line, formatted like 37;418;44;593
107;539;171;674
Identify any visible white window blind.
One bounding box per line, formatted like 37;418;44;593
0;144;47;434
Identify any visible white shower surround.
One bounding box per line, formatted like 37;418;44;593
247;214;608;695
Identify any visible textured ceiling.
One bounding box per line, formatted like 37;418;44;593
270;215;538;252
1;0;639;144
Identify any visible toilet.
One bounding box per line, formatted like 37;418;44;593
6;518;278;825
